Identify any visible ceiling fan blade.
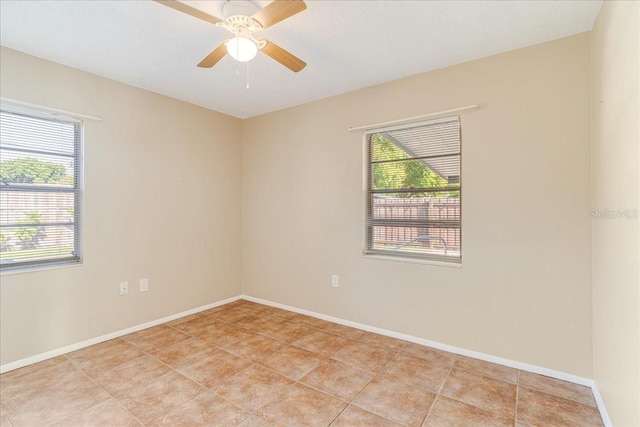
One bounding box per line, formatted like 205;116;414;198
251;0;306;29
261;40;306;72
154;0;222;25
197;43;228;68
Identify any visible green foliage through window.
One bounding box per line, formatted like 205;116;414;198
371;134;450;197
0;157;69;185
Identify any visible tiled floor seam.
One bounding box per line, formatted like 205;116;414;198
60;358;144;427
518;384;599;409
421;393;442;426
2;302;604;427
420;365;454;426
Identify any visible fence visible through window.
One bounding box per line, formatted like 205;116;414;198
365;116;461;263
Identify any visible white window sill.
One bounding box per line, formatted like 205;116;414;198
0;261;83;276
362;253;462;268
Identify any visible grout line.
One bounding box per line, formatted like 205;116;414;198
326;402;349;426
422;394;441;426
4;300;604;426
241;295;596;387
421;364;454;426
73;359;144;426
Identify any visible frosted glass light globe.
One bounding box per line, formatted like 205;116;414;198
226;37;258;62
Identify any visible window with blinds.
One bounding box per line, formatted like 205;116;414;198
0;109;81;270
365;116;461;263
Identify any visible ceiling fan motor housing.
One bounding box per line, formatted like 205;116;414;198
219;0;265;48
222;0;260;19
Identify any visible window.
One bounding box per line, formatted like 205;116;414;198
365;116;461;263
0;108;81;270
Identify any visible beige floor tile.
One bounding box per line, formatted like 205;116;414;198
221;300;251;309
261;345;322;380
300;358;375;402
401;342;458;368
518;371;597;407
289;313;333;329
177;349;252;389
212;307;256;323
440;368;516;419
291;330;352;357
255;321;313;343
166;312;204;326
115;371;203;424
198;324;255;348
352;375;436;427
198;304;234;316
233;313;265;329
3;371;110;427
90;354;172;398
0;412;10;427
517;386;604;427
331;341;396;372
66;339;145;373
146;337;216;369
167;314;227;336
236;415;271;427
423;395;513;427
2;301;605;427
186;320;233;341
220;333;284;362
358;332;407;351
321;322;366;340
257;383;347;427
239;314;287;333
214;365;293;413
0;357;77;403
453;356;518;384
150;390;248;426
330;405;402;426
121;325;189;351
0;356;67;384
257;306;298;320
382;352;450;393
52;399;140;426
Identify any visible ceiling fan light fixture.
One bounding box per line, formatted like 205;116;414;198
226;36;258;62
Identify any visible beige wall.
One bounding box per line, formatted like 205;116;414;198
0;47;243;365
591;1;640;425
242;34;593;377
0;31;602;385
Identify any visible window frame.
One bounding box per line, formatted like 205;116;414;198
362;116;462;265
0;104;83;272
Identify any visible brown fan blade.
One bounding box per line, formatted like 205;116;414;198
197;43;228;68
261;40;306;72
251;0;306;29
154;0;222;25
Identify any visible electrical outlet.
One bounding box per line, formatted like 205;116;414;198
140;278;149;292
119;282;129;295
331;274;339;288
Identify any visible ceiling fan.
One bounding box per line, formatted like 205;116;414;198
154;0;307;72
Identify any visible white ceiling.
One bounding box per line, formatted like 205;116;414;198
0;0;601;119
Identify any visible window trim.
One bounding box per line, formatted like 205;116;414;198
362;116;462;265
0;104;84;273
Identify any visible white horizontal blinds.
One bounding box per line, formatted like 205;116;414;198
366;117;461;262
0;110;81;269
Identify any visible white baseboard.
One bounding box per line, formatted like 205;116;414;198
0;295;241;374
0;292;611;427
590;381;613;427
241;294;612;427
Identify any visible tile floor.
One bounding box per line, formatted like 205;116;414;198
0;300;604;426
